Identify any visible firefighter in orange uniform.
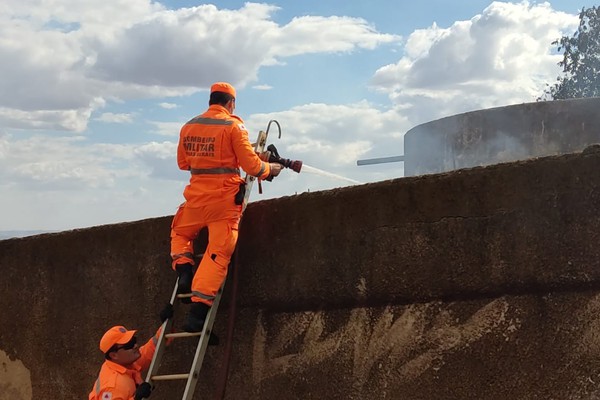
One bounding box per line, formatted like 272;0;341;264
88;306;173;400
171;82;282;332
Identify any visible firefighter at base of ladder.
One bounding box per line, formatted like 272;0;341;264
88;305;174;400
171;82;282;332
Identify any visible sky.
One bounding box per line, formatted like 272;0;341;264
0;0;595;232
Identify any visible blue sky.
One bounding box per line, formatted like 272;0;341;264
0;0;594;231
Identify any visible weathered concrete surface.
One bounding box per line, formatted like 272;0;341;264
404;97;600;176
2;147;600;399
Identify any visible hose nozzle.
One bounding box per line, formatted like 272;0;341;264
265;144;302;173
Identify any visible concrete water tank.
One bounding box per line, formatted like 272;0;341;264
403;97;600;176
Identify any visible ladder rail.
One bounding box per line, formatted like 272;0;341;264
180;285;224;399
144;280;179;384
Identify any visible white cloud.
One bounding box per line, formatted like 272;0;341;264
148;121;182;137
95;112;134;123
0;132;179;192
370;1;579;124
0;100;403;231
133;140;180;180
246;101;408;169
1;0;164;31
0;1;587;232
0;1;397;132
0;106;97;132
158;102;178;109
0;133;116;190
0;131;185;229
273;15;399;56
253;84;273;90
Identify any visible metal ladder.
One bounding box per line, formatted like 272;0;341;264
144;121;280;400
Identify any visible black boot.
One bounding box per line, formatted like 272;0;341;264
175;263;193;295
183;302;210;332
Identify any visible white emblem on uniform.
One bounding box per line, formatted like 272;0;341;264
102;392;112;400
237;123;247;131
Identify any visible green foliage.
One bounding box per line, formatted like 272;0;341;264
540;6;600;100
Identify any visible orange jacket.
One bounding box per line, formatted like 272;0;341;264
89;328;160;400
177;105;271;206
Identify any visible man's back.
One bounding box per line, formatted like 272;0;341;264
177;104;266;206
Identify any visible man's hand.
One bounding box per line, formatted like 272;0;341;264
134;382;152;400
269;163;283;178
159;303;174;323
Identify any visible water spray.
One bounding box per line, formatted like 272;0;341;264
301;164;362;185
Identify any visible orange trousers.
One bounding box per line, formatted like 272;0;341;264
170;200;241;306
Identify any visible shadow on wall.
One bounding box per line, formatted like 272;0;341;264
404;97;600;176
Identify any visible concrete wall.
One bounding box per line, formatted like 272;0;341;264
404;97;600;176
2;147;600;399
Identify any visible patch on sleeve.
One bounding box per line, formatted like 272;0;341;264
102;392;113;400
237;123;247;131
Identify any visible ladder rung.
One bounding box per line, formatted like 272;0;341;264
152;373;190;381
165;331;202;339
177;290;220;299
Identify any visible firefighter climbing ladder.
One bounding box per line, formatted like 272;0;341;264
143;120;281;400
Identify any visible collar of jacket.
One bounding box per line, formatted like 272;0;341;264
207;104;230;115
104;359;143;374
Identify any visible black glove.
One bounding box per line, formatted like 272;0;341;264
134;382;152;400
159;303;174;323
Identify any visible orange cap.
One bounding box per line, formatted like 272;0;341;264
210;82;236;98
99;326;137;353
